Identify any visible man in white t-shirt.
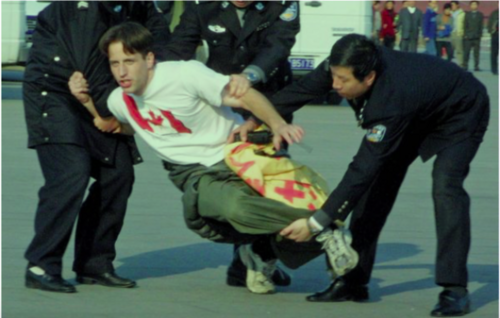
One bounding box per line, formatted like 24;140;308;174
69;22;355;295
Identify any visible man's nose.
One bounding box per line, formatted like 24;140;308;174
332;78;342;91
119;64;127;77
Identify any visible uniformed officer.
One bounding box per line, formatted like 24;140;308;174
164;0;300;289
165;0;299;123
23;1;170;293
246;34;488;316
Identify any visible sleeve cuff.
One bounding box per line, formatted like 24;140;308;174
309;216;324;231
312;209;332;228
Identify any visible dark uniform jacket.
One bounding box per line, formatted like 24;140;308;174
271;47;490;226
164;1;300;95
464;10;484;39
23;1;170;165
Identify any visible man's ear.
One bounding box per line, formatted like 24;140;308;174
146;52;155;68
365;70;377;87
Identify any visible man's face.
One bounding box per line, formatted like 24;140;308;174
108;41;154;96
407;1;416;8
330;66;376;100
451;2;459;11
429;1;438;10
470;2;478;11
231;1;253;8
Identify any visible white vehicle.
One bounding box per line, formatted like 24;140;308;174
289;1;372;76
1;1;50;65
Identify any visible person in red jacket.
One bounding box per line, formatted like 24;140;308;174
380;1;397;49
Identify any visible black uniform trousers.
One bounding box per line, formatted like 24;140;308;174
25;141;134;276
463;38;481;69
344;121;487;288
491;31;499;74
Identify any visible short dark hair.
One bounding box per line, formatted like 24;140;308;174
451;1;460;5
329;34;382;82
470;1;479;5
444;3;452;9
99;22;153;58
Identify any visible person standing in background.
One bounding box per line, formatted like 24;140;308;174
436;3;455;62
398;0;423;52
488;8;499;75
462;1;484;71
372;1;382;45
451;1;466;65
423;1;439;55
380;1;397;49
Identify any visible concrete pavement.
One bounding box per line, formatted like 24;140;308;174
2;70;498;317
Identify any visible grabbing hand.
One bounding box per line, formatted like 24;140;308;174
228;74;251;98
68;72;90;104
227;118;259;143
272;124;304;150
280;218;313;242
94;116;120;133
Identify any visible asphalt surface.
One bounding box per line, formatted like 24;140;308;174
2;64;498;317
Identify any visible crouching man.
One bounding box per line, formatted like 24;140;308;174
69;22;358;295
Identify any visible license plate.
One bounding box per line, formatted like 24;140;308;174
289;58;315;70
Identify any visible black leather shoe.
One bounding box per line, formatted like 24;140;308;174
226;253;291;287
306;277;368;302
25;268;76;293
431;290;470;317
76;271;136;288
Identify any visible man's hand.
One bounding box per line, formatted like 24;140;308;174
228;74;251;98
272;123;304;150
227;118;259;143
280;218;313;242
68;72;90;104
94;116;120;133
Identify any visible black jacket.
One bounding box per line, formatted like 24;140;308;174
464;10;484;39
164;1;300;95
271;48;490;226
23;1;170;164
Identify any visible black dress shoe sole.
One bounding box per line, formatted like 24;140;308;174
306;294;369;303
431;304;470;317
76;276;136;288
25;276;76;293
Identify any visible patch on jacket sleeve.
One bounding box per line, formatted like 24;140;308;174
280;2;298;22
366;125;386;143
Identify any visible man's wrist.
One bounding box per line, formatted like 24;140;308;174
307;217;323;235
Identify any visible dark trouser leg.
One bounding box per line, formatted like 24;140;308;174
463;39;472;69
491;32;499;73
436;41;444;58
343;144;419;286
73;140;134;274
400;39;409;52
409;39;418;53
25;144;91;275
472;38;481;69
384;37;396;49
432;133;487;287
444;42;454;62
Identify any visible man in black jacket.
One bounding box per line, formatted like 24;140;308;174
462;1;484;71
23;1;170;293
165;1;299;122
237;34;489;316
164;0;300;288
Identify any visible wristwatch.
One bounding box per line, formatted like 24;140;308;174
244;71;259;84
307;218;322;235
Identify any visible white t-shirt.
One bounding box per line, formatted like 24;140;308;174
108;60;244;166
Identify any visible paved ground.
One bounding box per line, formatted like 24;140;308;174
2;68;498;317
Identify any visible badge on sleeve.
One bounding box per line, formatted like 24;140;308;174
208;25;227;33
366;125;386;143
280;2;298;22
255;2;264;11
